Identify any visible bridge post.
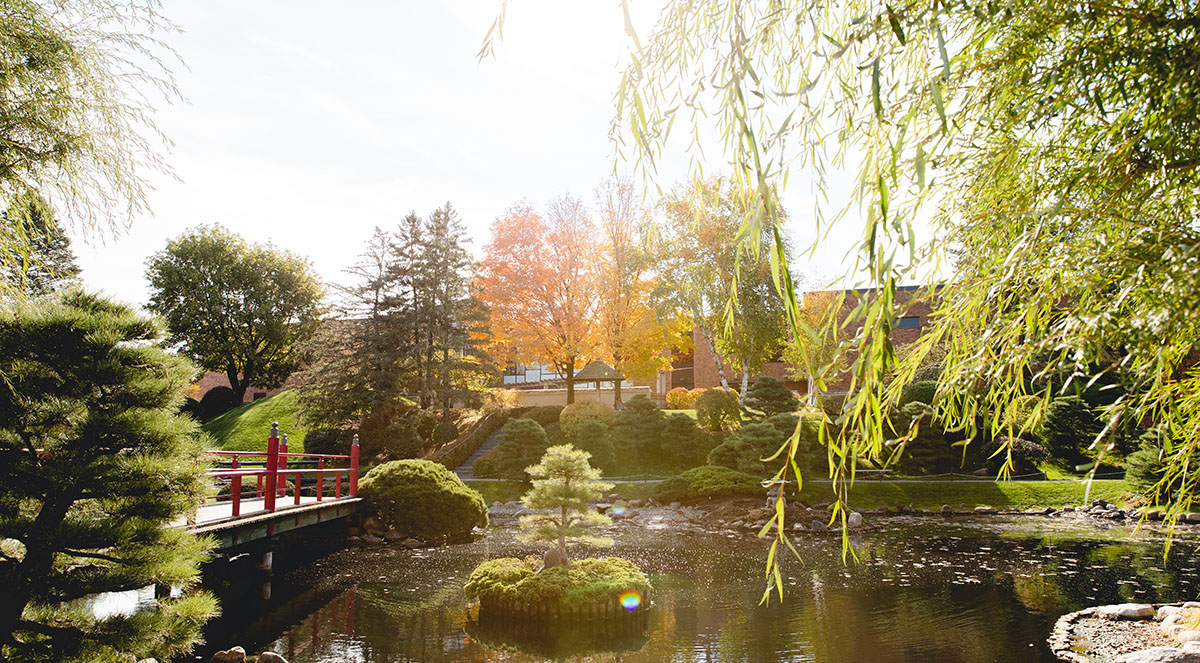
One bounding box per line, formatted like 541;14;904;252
316;458;325;502
231;455;241;517
350;434;360;497
264;423;279;513
279;434;289;499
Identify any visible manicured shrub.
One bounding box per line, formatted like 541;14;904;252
688;388;707;403
652;466;765;502
696;387;741;431
519;445;613;562
981;436;1050;474
359;459;488;539
560;400;615;439
414;409;438;441
473;418;550;480
611;395;665;468
745;376;799;418
361;420;422;459
200;385;239;420
887;402;961;474
180;397;204;421
899;380;938;407
1037;395;1103;463
1003;394;1043;434
662;413;704;468
523;405;565;427
706;421;788;476
464;556;651;611
665;387;693;409
574;420;617;473
818;393;847;418
304;427;349;456
433;421;459;446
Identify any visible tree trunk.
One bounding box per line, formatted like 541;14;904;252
559;504;568;564
441;346;452;421
739;362;750;405
227;366;247;403
565;355;576;404
700;330;731;391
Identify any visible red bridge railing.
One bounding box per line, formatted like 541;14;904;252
201;422;360;518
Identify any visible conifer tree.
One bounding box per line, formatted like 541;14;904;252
519;445;614;566
0;291;216;663
2;196;80;298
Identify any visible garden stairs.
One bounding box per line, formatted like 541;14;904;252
453;429;504;481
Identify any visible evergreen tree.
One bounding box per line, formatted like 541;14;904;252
0;291;216;663
519;445;614;565
2;196;80;297
612;395;666;468
745;377;799;418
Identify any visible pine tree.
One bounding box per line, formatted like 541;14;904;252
519;445;614;565
0;290;217;663
2;196;81;297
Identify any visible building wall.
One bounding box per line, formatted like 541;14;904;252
680;285;937;395
513;386;652;407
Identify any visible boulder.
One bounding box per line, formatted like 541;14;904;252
606;493;620;501
1114;647;1200;663
810;520;827;531
792;522;805;531
1179;632;1200;645
361;533;384;545
257;653;289;663
401;538;422;549
1186;513;1200;524
974;506;998;515
540;548;568;571
1160;606;1184;621
1149;509;1165;521
1043;507;1057;515
670;502;682;509
1186;642;1200;654
382;529;404;542
972;468;991;477
940;505;954;515
211;647;246;663
847;512;863;529
1061;505;1076;512
1106;510;1127;520
363;516;387;535
1185;602;1200;609
1162;614;1186;634
1098;603;1156;620
629;499;644;508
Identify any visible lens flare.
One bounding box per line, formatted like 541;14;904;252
611;500;627;516
619;591;641;611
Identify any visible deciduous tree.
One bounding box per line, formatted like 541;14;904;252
146;225;324;403
477;200;596;403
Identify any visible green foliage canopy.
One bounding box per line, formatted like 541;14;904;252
359;459;488;539
0;291;216;662
146;225;324;403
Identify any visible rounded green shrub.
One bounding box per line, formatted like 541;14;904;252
611;395;665;468
179;397;204;421
359;459;488;539
745;377;799;418
304;427;349;456
665;387;693;409
433;421;459;446
560;400;615;439
981;436;1050;474
574;420;616;472
662;413;703;468
696;387;741;431
899;380;938;407
464;556;650;611
652;465;764;503
522;405;565;427
474;418;549;479
414;409;438;441
1003;394;1043;434
1037;395;1102;463
200;385;239;420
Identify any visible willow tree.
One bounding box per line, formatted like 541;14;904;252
0;0;179;301
480;0;1200;591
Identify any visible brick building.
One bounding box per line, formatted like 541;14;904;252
659;285;936;396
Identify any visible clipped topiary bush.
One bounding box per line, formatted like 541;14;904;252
464;556;651;615
304;427;349;456
611;395;665;468
523;405;565;427
981;436;1050;474
414;409;438;441
433;421;459;446
662;412;704;469
200;385;239;421
745;377;799;418
473;418;550;480
652;465;765;503
359;459;488;539
665;387;693;409
560;400;615;439
1037;395;1103;463
696;387;741;431
688;388;707;403
179;397;204;421
899;380;938;407
574;420;616;472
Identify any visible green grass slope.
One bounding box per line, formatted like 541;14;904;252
200;389;309;452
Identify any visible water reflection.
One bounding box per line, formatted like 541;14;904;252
195;519;1200;663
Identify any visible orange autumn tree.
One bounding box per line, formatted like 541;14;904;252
477;199;596;403
594;178;689;388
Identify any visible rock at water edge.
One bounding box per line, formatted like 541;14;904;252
1098;603;1155;620
1113;646;1200;662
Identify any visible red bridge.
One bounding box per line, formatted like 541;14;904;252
183;422;363;552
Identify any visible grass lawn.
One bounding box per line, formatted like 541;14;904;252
790;478;1131;510
200;389;309;452
465;480;658;505
662;409;697;420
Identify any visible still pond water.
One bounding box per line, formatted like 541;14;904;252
199;517;1200;663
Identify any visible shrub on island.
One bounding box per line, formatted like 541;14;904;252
465;556;651;616
359;459;487;540
652;465;765;503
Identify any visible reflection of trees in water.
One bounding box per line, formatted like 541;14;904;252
465;612;650;660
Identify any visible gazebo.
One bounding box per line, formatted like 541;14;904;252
573;359;626;406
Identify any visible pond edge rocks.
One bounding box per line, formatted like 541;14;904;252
1051;603;1200;662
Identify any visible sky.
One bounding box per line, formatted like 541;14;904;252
70;1;865;307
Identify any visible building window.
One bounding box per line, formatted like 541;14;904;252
895;316;920;329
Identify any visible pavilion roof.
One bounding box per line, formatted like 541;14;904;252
573;359;623;382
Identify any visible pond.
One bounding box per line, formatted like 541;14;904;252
195;517;1200;662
